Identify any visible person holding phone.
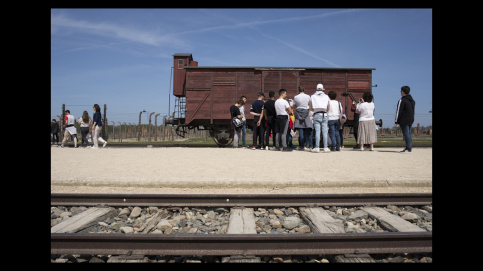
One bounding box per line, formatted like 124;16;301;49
356;92;377;151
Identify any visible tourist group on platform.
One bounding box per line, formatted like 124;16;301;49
229;84;415;153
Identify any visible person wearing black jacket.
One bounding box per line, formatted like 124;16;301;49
51;119;59;145
263;91;277;150
395;85;416;153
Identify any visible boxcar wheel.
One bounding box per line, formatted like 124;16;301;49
210;128;233;147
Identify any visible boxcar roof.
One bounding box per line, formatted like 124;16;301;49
184;66;375;71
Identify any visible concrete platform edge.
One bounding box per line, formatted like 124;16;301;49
51;179;432;189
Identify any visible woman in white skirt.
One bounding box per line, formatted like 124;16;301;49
356;92;377;151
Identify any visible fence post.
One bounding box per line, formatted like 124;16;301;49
138;111;142;141
155;114;160;141
162;115;167;141
122;122;127;142
111;121;115;141
149;112;155;142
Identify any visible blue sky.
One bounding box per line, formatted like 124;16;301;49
51;8;432;128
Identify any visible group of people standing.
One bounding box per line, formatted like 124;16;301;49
231;83;350;152
231;84;416;153
50;104;107;149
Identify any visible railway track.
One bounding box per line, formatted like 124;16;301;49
51;193;432;263
53;143;432;148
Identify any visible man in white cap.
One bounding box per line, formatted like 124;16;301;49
310;84;330;152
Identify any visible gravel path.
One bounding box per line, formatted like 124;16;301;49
51;146;432;194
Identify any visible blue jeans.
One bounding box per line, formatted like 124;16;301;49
241;120;247;146
298;128;313;148
328;120;341;150
400;124;412;150
313;114;328;149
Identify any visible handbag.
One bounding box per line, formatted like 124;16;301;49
339;102;347;124
232;117;243;128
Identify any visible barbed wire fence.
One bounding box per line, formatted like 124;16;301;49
51;104;209;144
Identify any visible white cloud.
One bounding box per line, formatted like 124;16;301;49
179;9;364;35
51;13;185;47
261;33;341;68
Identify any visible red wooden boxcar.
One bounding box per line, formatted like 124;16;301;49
168;53;380;146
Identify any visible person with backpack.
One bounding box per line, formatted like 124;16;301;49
230;99;244;148
310;84;330;153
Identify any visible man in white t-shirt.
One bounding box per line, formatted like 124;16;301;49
327;91;343;151
293;85;313;151
310;84;330;152
274;89;293;151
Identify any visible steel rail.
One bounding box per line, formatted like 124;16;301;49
50;193;432;207
56;143;432;148
51;232;432;256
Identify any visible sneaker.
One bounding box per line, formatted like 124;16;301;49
91;146;99;149
103;142;107;148
370;148;375;151
58;145;64;148
304;147;310;151
273;147;281;151
260;146;265;150
282;147;293;152
74;146;78;148
323;148;331;152
311;148;320;153
86;146;91;149
252;146;256;150
360;148;364;151
243;145;248;148
400;148;412;153
336;147;340;151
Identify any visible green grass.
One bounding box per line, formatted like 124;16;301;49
105;134;432;147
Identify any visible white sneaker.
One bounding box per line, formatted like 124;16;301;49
103;142;107;148
323;148;331;152
311;148;320;153
91;146;99;149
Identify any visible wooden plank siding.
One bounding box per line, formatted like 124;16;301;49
182;67;373;126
